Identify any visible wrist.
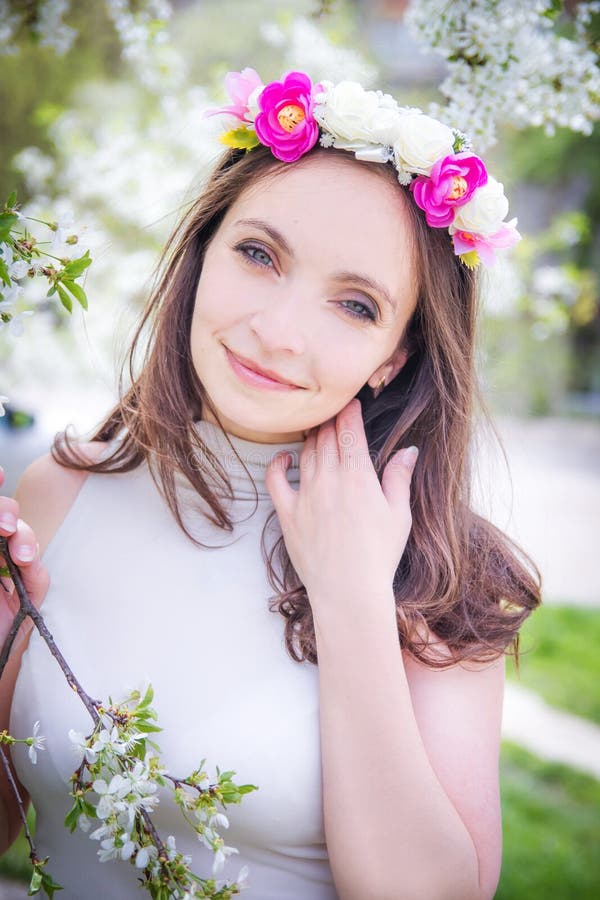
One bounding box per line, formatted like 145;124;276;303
310;582;396;632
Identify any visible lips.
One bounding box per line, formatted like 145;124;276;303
227;348;302;387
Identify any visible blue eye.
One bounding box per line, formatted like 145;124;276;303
236;243;274;268
340;299;377;323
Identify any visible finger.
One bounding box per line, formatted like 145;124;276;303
381;446;419;509
315;417;339;470
0;496;19;535
337;398;367;471
299;429;318;481
265;452;297;523
2;519;50;612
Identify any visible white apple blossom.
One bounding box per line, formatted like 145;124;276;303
405;0;600;149
69;728;99;764
27;720;46;764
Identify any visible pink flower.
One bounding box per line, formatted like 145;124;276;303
254;71;320;162
410;153;488;228
203;68;263;123
451;218;521;267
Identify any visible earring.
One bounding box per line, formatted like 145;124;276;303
372;375;386;399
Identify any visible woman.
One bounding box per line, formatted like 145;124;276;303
0;71;540;899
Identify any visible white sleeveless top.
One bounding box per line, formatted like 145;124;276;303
10;420;339;899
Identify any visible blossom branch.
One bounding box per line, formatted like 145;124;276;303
0;744;36;863
0;604;26;673
0;536;100;725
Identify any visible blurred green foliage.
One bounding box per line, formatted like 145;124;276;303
507;605;600;725
495;123;600;411
497;742;600;900
0;806;34;882
0;4;131;202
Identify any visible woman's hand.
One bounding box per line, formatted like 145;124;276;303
265;398;418;615
0;465;49;652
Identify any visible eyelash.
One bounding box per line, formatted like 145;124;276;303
234;242;377;323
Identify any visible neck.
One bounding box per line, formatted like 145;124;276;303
200;407;308;444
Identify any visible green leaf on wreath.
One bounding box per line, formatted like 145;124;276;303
219;126;260;150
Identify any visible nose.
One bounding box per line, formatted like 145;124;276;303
248;292;307;355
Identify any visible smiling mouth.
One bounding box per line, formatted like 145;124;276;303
224;346;304;390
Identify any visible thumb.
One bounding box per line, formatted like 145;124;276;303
264;452;297;523
1;520;50;614
381;445;419;510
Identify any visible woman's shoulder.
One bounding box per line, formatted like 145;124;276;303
15;441;110;557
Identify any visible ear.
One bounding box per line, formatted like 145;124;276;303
367;344;410;393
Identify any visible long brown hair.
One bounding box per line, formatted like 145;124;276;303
52;143;541;668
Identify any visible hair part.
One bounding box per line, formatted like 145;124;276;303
52;143;541;669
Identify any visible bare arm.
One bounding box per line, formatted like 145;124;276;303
313;593;503;900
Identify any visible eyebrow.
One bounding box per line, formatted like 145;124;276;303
233;217;398;312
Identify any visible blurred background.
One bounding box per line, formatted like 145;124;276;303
0;1;599;897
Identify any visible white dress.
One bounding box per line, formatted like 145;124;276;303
10;420;339;899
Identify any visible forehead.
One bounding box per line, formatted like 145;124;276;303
221;155;416;298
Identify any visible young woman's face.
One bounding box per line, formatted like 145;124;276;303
191;154;418;442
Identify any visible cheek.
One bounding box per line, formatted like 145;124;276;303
192;266;239;334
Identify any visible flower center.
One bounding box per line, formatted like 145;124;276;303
448;176;468;201
277;104;305;132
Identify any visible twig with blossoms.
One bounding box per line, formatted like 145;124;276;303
405;0;600;150
66;687;254;899
0;192;92;337
0;536;256;898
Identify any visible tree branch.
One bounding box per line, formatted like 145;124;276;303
0;536;100;725
0;744;37;864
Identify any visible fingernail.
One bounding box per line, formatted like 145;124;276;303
402;446;419;472
0;514;17;532
16;545;35;562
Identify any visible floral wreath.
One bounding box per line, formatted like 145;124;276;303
204;68;520;269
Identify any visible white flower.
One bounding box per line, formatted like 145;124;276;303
209;812;229;830
0;396;8;417
392;113;455;177
27;721;46;764
8;259;29;280
91;725;122;754
315;81;402;147
236;865;250;890
453;176;510;236
211;843;239;875
135;845;157;869
98;836;119;862
89;823;113;842
120;839;136;861
68;728;98;764
93;773;131;819
4;310;34;338
77;813;92;832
